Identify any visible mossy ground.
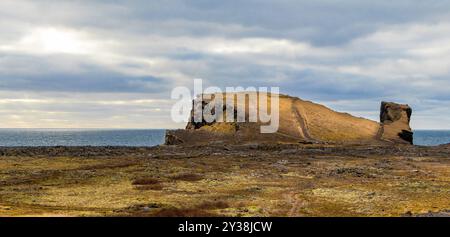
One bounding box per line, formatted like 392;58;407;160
0;145;449;216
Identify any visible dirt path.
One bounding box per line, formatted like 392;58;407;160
284;191;305;217
292;100;313;140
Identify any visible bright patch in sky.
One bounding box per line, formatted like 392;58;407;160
0;1;449;129
19;28;94;55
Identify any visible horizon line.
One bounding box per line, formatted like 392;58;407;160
0;127;449;131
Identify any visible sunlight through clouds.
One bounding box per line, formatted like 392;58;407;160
0;0;449;129
2;27;98;55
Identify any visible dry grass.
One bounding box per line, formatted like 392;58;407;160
199;123;237;134
297;100;380;142
196;201;230;210
134;184;164;191
81;161;138;170
132;177;160;185
132;177;164;191
0;146;449;217
151;208;220;217
169;173;204;182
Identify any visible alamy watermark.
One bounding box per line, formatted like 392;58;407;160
171;79;279;133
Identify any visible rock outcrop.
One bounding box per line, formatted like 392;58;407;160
378;102;413;144
165;93;413;146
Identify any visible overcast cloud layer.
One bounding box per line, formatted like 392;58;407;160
1;0;449;129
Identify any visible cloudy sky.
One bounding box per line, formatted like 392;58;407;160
1;0;449;129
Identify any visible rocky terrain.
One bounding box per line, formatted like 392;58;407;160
0;143;449;217
166;93;413;146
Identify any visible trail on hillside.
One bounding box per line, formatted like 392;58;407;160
292;100;313;140
284;191;305;217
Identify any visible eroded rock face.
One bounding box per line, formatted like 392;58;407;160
168;93;374;145
165;93;414;146
379;102;413;144
164;132;184;145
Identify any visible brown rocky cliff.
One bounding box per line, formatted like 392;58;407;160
165;93;413;146
378;101;413;144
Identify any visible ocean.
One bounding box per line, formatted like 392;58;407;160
0;129;448;147
413;130;450;146
0;129;166;147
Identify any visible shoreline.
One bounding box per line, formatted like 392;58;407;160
1;142;449;157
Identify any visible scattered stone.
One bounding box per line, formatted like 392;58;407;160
329;167;375;178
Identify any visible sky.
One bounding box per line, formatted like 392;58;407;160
0;0;449;129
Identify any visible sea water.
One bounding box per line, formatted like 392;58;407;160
0;129;166;147
413;130;450;146
0;129;448;147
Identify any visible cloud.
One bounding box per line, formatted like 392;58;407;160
0;0;449;129
0;91;176;128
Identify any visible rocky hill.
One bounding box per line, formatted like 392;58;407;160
166;93;413;145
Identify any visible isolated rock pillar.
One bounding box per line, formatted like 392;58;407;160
379;101;413;144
